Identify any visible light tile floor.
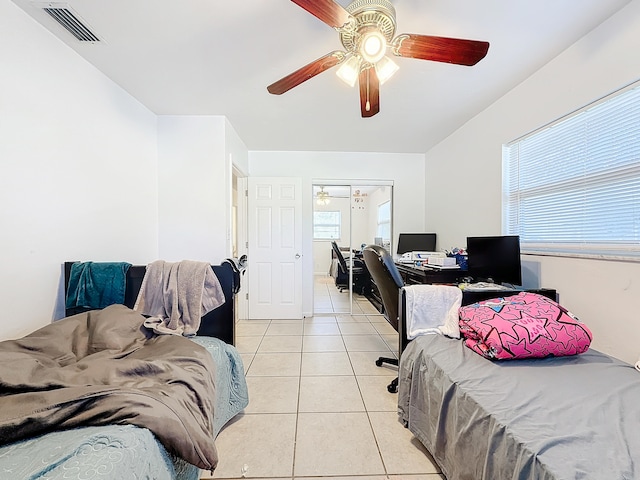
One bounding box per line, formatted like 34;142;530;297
203;277;443;480
313;274;379;316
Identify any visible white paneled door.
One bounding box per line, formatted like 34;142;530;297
248;177;303;319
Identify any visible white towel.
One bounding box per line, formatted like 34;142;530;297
134;260;225;336
404;284;462;340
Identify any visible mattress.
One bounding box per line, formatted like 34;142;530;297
398;334;640;480
0;336;248;480
190;335;249;437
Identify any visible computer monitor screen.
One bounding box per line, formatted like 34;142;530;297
396;233;437;255
466;235;522;286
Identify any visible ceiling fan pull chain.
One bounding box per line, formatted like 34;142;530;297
365;68;371;112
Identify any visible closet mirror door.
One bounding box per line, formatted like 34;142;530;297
312;183;392;316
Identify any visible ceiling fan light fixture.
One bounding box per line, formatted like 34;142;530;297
360;30;386;63
336;55;362;87
375;55;399;84
316;187;331;205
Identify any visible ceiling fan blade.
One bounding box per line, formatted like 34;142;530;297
267;51;345;95
359;65;380;118
291;0;351;29
392;34;489;66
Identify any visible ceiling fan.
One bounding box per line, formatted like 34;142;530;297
267;0;489;118
316;186;331;205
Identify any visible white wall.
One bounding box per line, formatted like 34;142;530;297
157;116;231;263
249;151;425;317
156;116;248;263
350;190;370;249
423;0;640;363
226;118;249;177
0;0;159;339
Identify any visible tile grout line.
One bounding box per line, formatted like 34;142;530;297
290;332;304;478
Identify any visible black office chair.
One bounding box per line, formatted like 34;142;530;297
362;244;405;393
331;241;369;295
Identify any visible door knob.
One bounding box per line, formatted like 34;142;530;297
295;253;301;259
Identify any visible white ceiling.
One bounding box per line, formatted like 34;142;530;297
13;0;631;154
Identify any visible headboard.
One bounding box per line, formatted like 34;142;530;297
64;262;236;345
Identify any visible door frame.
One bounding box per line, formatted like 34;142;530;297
232;168;249;322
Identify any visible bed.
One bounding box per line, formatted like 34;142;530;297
398;329;640;479
0;261;249;480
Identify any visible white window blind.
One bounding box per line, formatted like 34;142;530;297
503;82;640;259
377;200;391;241
313;211;341;240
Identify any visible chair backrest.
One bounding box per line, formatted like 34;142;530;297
362;244;404;331
331;241;348;273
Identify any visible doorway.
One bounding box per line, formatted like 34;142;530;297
232;168;248;322
312;182;393;316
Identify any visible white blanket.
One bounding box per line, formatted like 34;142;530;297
134;260;225;336
404;284;462;340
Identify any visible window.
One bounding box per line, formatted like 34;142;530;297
377;200;391;241
313;211;341;240
503;82;640;260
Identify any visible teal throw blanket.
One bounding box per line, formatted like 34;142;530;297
65;262;132;309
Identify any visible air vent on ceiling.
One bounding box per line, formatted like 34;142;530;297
41;4;100;42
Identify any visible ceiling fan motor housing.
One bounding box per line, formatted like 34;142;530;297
340;0;397;54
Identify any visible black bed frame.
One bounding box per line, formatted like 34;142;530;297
64;262;236;345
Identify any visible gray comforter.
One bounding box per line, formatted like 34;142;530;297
0;305;218;471
399;334;640;480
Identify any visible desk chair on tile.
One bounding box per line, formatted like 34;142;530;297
362;244;404;393
331;241;369;295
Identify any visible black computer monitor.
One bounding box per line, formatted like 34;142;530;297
396;233;437;255
466;235;522;286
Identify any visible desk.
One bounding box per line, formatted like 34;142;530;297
394;262;557;355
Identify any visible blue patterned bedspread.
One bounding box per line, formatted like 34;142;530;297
0;336;248;480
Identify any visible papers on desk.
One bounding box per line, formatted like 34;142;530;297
422;264;460;270
397;258;417;264
462;282;513;292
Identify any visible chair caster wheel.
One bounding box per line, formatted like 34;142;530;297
375;359;383;367
387;377;399;393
